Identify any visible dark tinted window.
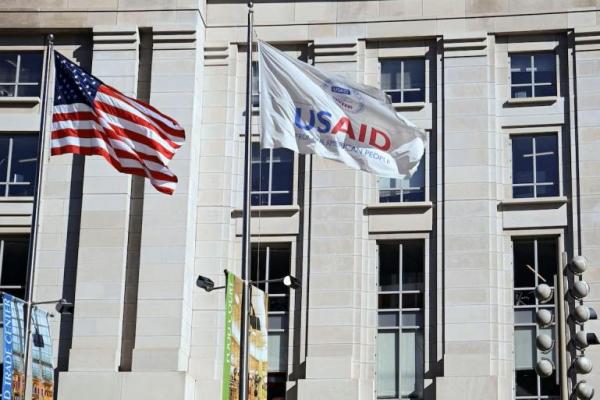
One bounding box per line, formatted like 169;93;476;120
0;237;29;299
512;134;559;198
0;52;43;98
0;135;38;197
510;53;557;99
381;58;425;103
251;144;293;206
379;160;426;203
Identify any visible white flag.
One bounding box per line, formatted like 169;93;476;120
258;41;426;178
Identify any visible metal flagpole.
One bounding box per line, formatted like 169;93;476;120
239;2;254;400
22;33;54;396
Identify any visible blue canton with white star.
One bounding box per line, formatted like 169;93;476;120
54;52;102;107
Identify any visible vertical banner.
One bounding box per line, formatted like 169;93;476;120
2;293;14;400
248;286;268;400
222;272;243;400
2;293;26;400
31;308;53;400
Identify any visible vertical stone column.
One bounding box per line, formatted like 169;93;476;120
188;41;236;398
67;26;138;371
572;26;600;389
297;38;375;400
131;25;203;374
436;33;506;399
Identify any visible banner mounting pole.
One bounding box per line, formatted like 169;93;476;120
239;2;254;400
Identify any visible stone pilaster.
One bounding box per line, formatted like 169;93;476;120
187;41;236;398
435;33;507;399
130;25;203;375
572;25;600;390
297;37;376;400
67;25;139;371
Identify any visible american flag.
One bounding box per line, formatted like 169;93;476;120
51;51;185;195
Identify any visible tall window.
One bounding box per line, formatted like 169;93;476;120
252;61;260;107
510;53;557;99
381;58;425;103
0;236;29;299
513;238;559;399
251;143;293;206
511;134;559;198
251;243;291;400
0;134;39;197
377;241;425;399
379;160;425;203
0;52;44;97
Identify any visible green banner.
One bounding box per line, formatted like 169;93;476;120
222;273;269;400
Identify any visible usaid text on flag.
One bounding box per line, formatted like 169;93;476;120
258;41;426;179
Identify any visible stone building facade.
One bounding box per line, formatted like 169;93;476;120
0;1;599;399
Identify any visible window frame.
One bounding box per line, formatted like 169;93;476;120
380;57;427;104
378;131;429;204
250;241;294;397
508;129;563;200
0;235;30;299
369;40;434;110
250;142;295;207
511;235;562;400
508;51;559;100
376;238;429;400
0;132;39;197
0;51;44;99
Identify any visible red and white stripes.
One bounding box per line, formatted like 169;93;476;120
51;85;185;194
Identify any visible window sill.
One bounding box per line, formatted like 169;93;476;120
392;102;426;110
505;96;557;106
499;196;567;206
0;196;34;203
365;201;432;214
231;204;300;218
0;97;40;105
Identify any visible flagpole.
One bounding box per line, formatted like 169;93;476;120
22;33;54;395
238;2;254;400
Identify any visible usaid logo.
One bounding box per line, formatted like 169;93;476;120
322;79;364;114
331;86;351;95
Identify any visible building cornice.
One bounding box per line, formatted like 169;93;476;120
92;25;139;51
153;25;197;50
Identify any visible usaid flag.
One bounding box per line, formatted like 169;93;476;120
258;41;426;178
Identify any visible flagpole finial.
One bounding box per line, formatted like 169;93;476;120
48;33;54;44
248;1;253;9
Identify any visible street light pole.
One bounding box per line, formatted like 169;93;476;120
22;32;54;398
557;252;569;400
197;272;302;400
